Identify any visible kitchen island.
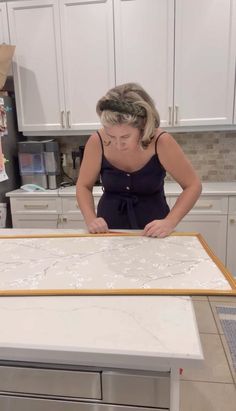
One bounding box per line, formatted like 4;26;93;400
0;230;203;411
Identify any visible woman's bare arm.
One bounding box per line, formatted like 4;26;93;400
143;132;202;237
76;133;108;232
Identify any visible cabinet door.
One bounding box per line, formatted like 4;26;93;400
175;215;227;264
60;0;115;131
226;198;236;277
7;0;65;132
12;214;59;229
0;3;9;43
61;215;86;229
227;215;236;277
174;0;236;126
114;0;174;128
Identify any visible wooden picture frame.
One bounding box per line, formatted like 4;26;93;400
0;232;235;296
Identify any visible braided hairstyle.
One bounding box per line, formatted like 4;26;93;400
96;83;160;148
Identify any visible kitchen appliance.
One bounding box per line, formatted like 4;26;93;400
72;145;101;185
44;140;61;189
18;140;47;189
18;139;61;190
0;95;21;227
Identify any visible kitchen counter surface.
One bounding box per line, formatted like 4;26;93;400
0;229;203;371
5;181;236;197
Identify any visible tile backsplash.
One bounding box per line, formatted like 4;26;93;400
57;131;236;183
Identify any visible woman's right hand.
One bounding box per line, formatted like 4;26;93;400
87;217;109;234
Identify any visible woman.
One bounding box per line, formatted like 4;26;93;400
76;83;202;237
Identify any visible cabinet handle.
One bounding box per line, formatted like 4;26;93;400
230;218;235;224
61;110;65;128
24;204;49;209
67;110;71;128
62;217;67;222
168;106;172;125
193;203;213;209
174;105;179;124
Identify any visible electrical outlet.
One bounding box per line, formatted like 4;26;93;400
61;153;67;167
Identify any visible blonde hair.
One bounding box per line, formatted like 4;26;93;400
96;83;160;148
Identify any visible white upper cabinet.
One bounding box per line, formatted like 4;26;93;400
0;2;9;43
60;0;115;131
174;0;236;126
6;0;236;132
7;0;115;132
114;0;174;128
114;0;236;128
7;0;65;132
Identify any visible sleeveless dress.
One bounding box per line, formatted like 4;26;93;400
96;131;170;229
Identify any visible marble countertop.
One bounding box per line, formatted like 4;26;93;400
0;295;203;370
5;181;236;197
0;229;203;370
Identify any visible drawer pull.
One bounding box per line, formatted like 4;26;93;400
174;105;179;124
24;204;49;210
61;110;65;128
230;218;235;224
67;110;71;128
194;203;213;209
168;106;172;125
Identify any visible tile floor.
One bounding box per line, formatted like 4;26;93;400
180;295;236;411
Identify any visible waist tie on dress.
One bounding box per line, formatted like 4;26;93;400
118;195;139;229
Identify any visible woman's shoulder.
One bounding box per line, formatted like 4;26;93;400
84;131;103;155
154;128;174;146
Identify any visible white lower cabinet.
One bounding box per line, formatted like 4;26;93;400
9;195;61;229
170;195;228;264
12;214;60;229
174;214;227;264
226;198;236;276
0;364;170;411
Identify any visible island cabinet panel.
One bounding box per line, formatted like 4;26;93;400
0;364;170;410
0;396;168;411
102;371;170;409
0;366;101;399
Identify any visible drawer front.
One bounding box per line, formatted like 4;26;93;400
228;197;236;214
62;197;82;213
61;214;86;228
0;366;101;399
10;197;61;213
12;214;59;229
169;195;228;214
102;371;170;409
62;196;100;213
0;396;168;411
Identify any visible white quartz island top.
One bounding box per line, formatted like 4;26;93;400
0;294;203;370
0;229;203;371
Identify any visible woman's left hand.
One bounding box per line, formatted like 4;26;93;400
143;218;175;238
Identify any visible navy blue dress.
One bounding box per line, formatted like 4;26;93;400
96;131;170;229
